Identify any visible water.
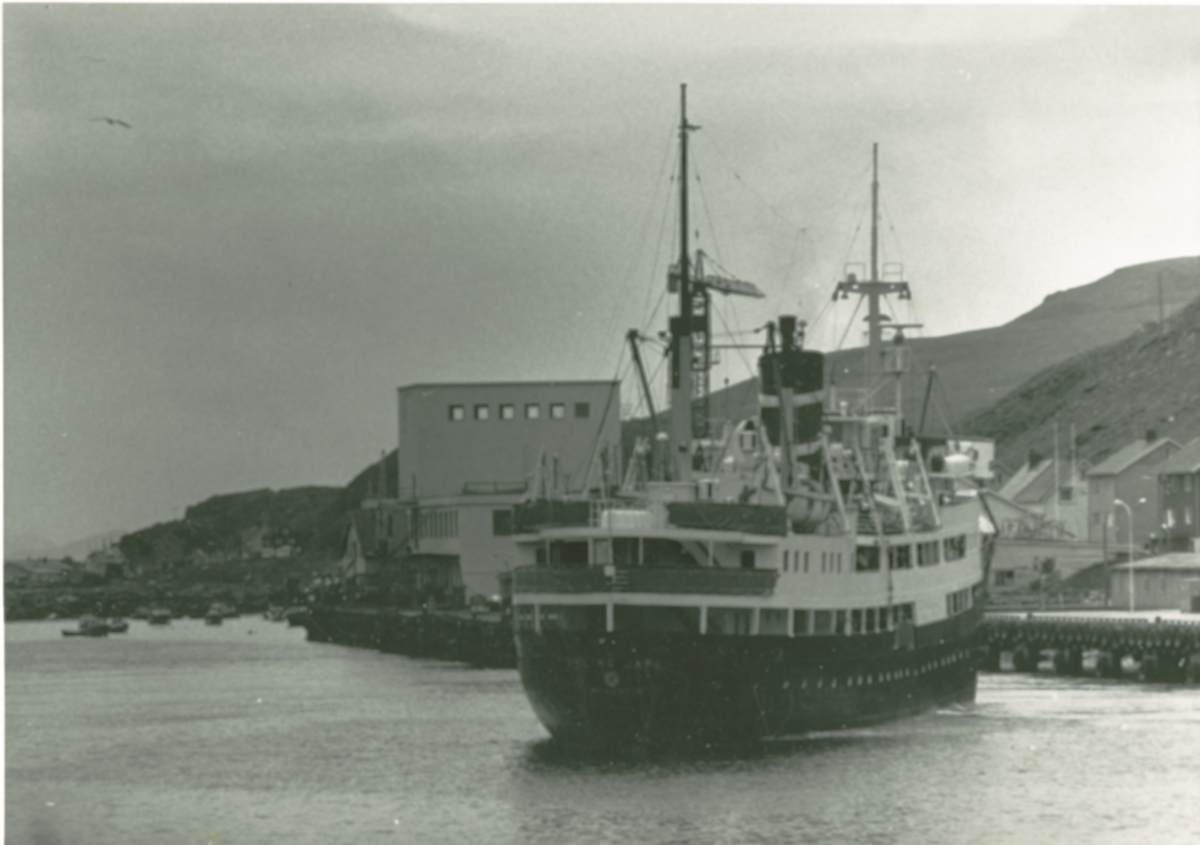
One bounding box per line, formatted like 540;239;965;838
8;617;1200;845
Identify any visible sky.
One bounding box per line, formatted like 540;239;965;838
5;4;1199;548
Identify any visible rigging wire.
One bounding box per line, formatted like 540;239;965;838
596;122;680;372
835;295;865;351
701;132;809;232
692;159;725;268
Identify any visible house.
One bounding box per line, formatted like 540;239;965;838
1086;431;1181;552
1110;552;1200;611
388;380;622;599
997;452;1090;540
1158;437;1200;552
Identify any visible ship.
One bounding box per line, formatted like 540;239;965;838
509;86;994;751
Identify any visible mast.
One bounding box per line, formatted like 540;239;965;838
669;83;699;483
832;143;913;409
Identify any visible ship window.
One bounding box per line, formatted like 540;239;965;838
574;402;590;418
918;541;940;567
888;545;912;570
836;610;848;635
500;404;515;420
851;609;863;634
593;538;612;565
740;550;756;569
541;605;605;633
613;537;639;565
525;404;540;419
474;404;489;421
549;541;588;568
615;605;699;634
644;539;697;568
448;405;465;422
812;610;833;634
760;608;788;636
794;609;810;635
856;546;880;571
492;509;513;536
707;607;753;636
550;403;566;419
944;535;967;561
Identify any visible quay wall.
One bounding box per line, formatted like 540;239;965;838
983;612;1200;682
302;606;517;668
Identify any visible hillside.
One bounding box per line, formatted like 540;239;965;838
628;255;1200;440
117;485;348;565
960;296;1200;472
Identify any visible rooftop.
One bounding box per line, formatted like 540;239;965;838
1111;552;1200;572
1087;435;1180;477
1159;437;1200;476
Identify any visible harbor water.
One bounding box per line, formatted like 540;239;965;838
7;617;1200;845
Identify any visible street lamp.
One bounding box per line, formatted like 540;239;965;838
1113;497;1147;612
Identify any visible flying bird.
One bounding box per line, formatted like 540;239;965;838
91;117;132;129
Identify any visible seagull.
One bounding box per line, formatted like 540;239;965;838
91;117;132;129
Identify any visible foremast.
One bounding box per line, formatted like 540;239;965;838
668;84;699;484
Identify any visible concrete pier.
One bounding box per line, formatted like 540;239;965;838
303;606;517;668
983;610;1200;683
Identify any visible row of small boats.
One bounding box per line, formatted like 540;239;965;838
61;615;129;637
61;603;306;636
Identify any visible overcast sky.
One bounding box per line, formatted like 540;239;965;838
6;5;1199;547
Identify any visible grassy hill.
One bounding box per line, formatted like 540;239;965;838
960;295;1200;472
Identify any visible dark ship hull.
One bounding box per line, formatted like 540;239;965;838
517;605;984;751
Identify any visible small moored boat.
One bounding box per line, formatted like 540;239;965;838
62;615;109;637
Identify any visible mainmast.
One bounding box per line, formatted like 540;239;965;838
832;143;914;410
669;84;699;483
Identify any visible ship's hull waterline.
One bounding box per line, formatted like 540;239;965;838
515;604;985;751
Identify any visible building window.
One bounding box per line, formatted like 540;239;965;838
1059;486;1073;503
575;402;590;418
550;403;566;419
1186;476;1194;493
918;541;940;567
995;570;1015;586
525;404;540;420
448;405;465;422
740;550;756;569
474;404;489;421
500;404;515;420
492;509;513;536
